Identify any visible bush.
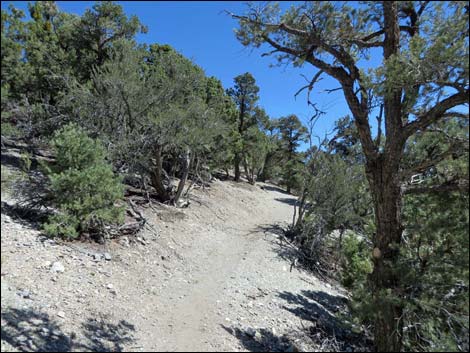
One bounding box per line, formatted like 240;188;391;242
43;123;124;239
340;232;373;289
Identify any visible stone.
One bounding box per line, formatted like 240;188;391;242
245;327;257;337
30;318;43;325
285;344;296;352
92;253;102;262
18;290;31;299
103;253;112;261
51;261;65;273
57;311;65;318
17;321;30;331
17;335;28;342
106;283;114;289
27;340;37;350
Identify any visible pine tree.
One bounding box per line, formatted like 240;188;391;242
277;114;308;193
43;123;124;239
231;1;469;350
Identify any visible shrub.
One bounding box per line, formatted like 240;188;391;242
43;123;124;239
340;232;373;289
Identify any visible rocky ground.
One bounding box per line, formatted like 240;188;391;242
1;165;368;352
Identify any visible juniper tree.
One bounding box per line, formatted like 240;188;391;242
61;41;227;204
230;2;469;351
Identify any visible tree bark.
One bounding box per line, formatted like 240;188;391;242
367;154;405;352
242;155;255;184
173;148;191;205
368;4;405;351
150;145;171;202
234;153;241;182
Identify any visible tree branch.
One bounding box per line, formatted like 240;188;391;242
403;91;469;137
401;143;467;181
403;179;469;195
294;70;323;99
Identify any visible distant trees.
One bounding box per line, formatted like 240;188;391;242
226;72;262;182
226;75;309;188
1;1;310;243
277;115;308;193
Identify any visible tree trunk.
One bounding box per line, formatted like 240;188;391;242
150;145;171;202
234;154;241;182
242;155;254;184
367;156;404;352
258;151;272;182
173;148;191;205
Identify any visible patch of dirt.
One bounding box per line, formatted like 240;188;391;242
1;168;366;352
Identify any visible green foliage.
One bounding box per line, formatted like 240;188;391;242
233;2;469;350
306;152;370;232
227;73;271;182
72;1;147;81
1;4;26;100
276;114;308;192
0;122;22;138
340;232;372;288
43;124;124;239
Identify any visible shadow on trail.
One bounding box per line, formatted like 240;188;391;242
274;197;299;206
259;184;289;195
223;289;371;351
221;324;297;352
277;290;372;351
254;223;303;270
0;201;49;231
1;307;136;352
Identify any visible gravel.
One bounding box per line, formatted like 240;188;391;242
1;175;352;352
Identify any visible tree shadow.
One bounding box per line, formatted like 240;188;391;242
260;184;289;195
78;317;136;352
221;324;296;352
1;200;49;231
256;223;306;268
212;170;232;181
0;308;136;352
274;197;299;206
1;308;72;352
277;290;372;351
255;223;287;237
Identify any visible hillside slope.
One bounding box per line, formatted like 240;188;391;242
1;176;347;352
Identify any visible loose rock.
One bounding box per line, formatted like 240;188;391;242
51;261;65;273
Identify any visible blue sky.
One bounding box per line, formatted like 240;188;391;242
3;1;361;144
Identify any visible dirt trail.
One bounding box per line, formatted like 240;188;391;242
147;181;299;351
1;176;346;352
